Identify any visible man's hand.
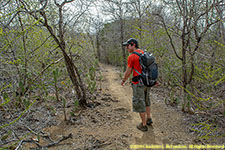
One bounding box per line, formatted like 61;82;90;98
121;80;125;86
121;67;132;87
155;81;160;86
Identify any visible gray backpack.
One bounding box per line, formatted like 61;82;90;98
132;51;158;87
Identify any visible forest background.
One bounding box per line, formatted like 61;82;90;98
0;0;224;149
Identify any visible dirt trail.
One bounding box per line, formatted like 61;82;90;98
24;63;197;150
99;63;195;146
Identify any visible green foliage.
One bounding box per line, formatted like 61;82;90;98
0;100;36;129
108;50;123;66
194;65;223;84
46;105;56;114
86;66;97;93
187;94;191;110
70;99;79;117
62;97;67;120
53;68;59;81
83;59;99;94
215;74;225;86
0;92;11;107
214;40;225;48
168;86;182;106
74;99;79;109
191;120;225;140
179;84;225;112
1;130;12;141
23;98;30;108
18;80;25;95
0;27;3;35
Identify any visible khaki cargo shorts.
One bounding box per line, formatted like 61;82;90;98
131;84;150;113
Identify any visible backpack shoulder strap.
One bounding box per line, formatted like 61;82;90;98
132;51;141;57
132;51;142;76
133;68;142;76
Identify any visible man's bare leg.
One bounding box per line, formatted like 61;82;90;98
146;106;151;119
139;112;146;126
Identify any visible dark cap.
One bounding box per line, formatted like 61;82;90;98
123;38;139;48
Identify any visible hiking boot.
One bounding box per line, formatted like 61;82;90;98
147;118;153;125
137;123;148;132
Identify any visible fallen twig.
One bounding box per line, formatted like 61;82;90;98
15;133;73;150
40;130;54;143
42;133;73;148
15;139;41;150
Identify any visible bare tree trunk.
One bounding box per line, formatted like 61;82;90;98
55;79;60;102
36;4;87;106
96;35;101;61
180;0;188;111
120;18;126;72
16;0;27;93
138;0;142;47
215;0;225;43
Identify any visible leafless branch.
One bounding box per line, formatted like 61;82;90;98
18;0;45;24
192;19;221;56
29;35;52;56
17;0;48;14
62;0;75;6
40;0;48;10
54;0;75;7
154;13;183;61
6;11;20;27
54;0;60;7
31;56;64;84
175;0;184;16
67;1;92;29
15;133;73;150
194;0;220;23
0;0;12;9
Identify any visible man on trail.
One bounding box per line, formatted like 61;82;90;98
121;38;155;132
